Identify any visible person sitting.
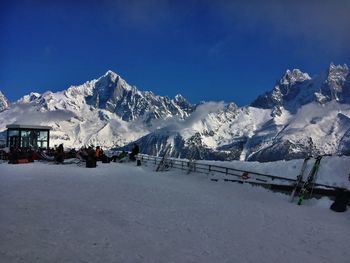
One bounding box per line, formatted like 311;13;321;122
77;147;88;161
129;143;140;161
8;147;19;164
110;150;127;162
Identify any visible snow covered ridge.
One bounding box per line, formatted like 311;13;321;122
0;71;194;149
117;63;350;161
0;63;350;161
251;63;349;113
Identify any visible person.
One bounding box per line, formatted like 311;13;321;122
86;146;97;168
330;189;349;212
110;150;128;162
119;150;128;160
8;147;19;164
95;146;102;161
129;143;140;161
55;144;64;164
77;146;88;161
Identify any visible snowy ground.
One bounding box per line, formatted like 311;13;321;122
1;161;349;263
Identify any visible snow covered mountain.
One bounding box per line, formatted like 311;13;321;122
119;63;350;161
251;63;349;115
0;91;9;112
0;71;194;148
1;63;349;161
85;70;194;122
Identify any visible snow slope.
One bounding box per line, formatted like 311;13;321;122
0;161;349;263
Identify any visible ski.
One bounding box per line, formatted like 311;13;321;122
297;156;322;205
290;157;310;202
156;145;172;172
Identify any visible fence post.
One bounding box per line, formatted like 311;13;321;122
209;165;211;172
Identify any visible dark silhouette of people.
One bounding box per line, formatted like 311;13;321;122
129;143;140;161
8;147;36;164
55;144;64;164
86;146;97;168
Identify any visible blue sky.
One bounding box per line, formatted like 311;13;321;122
1;0;349;106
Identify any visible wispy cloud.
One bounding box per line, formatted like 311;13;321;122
149;101;225;132
102;0;349;55
212;0;350;53
104;0;175;31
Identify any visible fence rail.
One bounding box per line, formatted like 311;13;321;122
137;153;345;197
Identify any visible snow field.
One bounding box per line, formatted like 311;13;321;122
0;161;349;263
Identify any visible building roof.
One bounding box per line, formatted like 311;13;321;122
6;124;52;130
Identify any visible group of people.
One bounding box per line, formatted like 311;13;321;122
7;147;37;164
4;142;140;166
74;143;140;167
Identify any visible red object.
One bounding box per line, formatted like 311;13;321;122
241;172;250;180
16;159;29;164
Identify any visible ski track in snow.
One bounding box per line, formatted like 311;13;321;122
0;161;349;263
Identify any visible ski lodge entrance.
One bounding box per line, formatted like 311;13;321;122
6;124;52;149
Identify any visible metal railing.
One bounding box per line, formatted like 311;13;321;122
137;153;340;191
138;154;294;181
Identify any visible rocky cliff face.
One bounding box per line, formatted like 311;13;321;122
251;63;349;115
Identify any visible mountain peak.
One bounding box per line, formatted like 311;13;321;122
328;62;348;71
104;70;119;77
101;70;122;83
327;63;349;79
18;92;41;104
280;69;311;85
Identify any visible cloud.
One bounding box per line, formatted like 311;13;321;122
149;101;225;132
91;0;350;59
104;0;176;31
212;0;350;53
185;101;225;126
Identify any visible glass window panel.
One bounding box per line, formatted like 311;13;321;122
38;131;48;141
8;130;19;136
